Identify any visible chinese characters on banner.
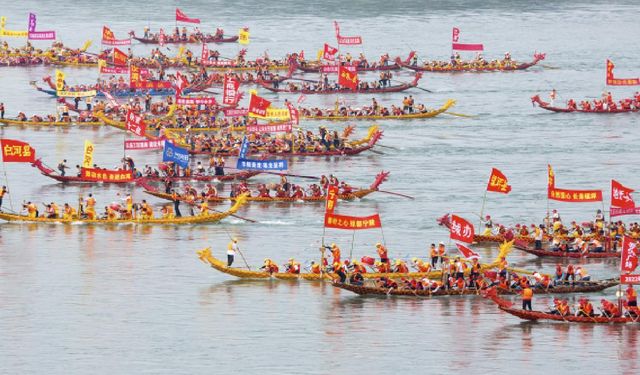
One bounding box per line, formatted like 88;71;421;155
286;102;299;125
223;108;248;117
547;164;602;202
26;13;55;40
102;26;131;46
1;139;36;163
124;139;164;150
451;27;484;51
486;168;511;194
621;236;639;273
113;48;127;66
129;65;171;89
236;159;288;171
606;60;640;86
55;69;65;91
175;96;217;105
0;16;27;37
125;110;146;137
449;214;475;244
333;21;362;45
323;43;338;61
320;65;356;74
248;93;271;118
223;75;240;105
324;213;381;230
82;140;94;168
238;28;250;45
325;185;338;214
455;243;481;260
246;122;293;133
338;66;358;90
611;179;635;208
81;168;133;182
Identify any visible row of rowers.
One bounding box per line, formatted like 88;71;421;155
169;175;353;200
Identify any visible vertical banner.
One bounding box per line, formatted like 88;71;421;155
238;28;250;45
82;140;94;168
222;75;240;105
55;70;65;92
325;185;338;214
621;236;639;274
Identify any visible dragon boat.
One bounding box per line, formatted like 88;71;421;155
0;194;248;225
33;76;182;98
437;214;535;245
129;31;239;44
258;73;422;94
397;53;546;73
0;118;103;127
301;99;456;121
197;241;513;281
296;57;406;73
514;239;619;259
531;95;639;113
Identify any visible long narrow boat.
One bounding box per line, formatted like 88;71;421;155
437;214;535;244
398;53;546;73
484;290;639;324
531;95;639;113
95;106;176;132
145;171;389;204
333;278;618;297
514;239;620;259
301;99;456;121
30;158;260;184
0;194;248;225
34;83;180;98
296;59;405;73
129;31;239;44
258;73;423;94
197;240;513;281
0;118;103;127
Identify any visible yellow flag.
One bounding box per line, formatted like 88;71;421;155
248;88;257;96
97;59;106;70
83;140;94;168
316;49;323;61
80;40;92;52
238;29;250;45
0;16;6;29
177;46;185;59
55;70;65;92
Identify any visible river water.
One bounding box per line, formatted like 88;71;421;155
1;1;639;374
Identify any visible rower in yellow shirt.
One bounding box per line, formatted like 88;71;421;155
199;200;209;216
62;203;76;220
85;194;96;220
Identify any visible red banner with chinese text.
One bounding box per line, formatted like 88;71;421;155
223;75;240;105
450;214;474;244
223;108;248;117
81;167;133;182
286;102;299;125
1;139;36;163
248;94;271;117
334;21;362;45
125;110;146;137
610;207;640;217
246;122;293;133
324;212;381;230
548;188;602;202
320;65;356;74
102;26;130;46
323;43;338;61
325;185;338;214
338;66;358;90
456;243;481;260
124;139;164;150
621;274;640;285
606;60;640;86
621;236;639;274
612;179;635;208
451;27;483;51
175;96;217;105
113;48;127;66
486;168;511;194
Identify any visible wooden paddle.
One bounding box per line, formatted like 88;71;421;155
442;112;477;118
204;205;257;223
376;190;415;200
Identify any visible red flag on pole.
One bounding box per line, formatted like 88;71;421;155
547;164;602;202
125;110;146;137
338;66;358;90
222;75;240;105
621;236;639;274
486;168;511;194
1;139;36;163
175;71;188;94
450;214;475;244
325;185;338;214
323;43;338;61
606;60;640;86
113;48;127;66
455;243;481;260
451;27;483;51
248;94;271;117
452;27;460;42
176;8;200;24
612;180;635;208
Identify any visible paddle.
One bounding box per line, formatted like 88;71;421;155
541;64;560;70
376;144;400;150
376;190;415;200
222;228;251;270
390;79;432;93
442;112;477;118
200;203;257;223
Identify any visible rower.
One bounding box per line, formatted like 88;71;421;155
85;194;96;220
429;243;438;268
309;261;321;274
349;270;364;286
576;267;590;281
376;243;388;264
497;256;508;279
600;299;621;318
412;258;431;273
0;185;7;211
140;199;153;219
393;259;409;273
285;258;301;274
353;260;367;274
62;203;75;220
576;298;594;317
627;285;638;308
437;242;446;267
227;239;238;266
330;243;341;265
199;200;209;216
261;259;279;274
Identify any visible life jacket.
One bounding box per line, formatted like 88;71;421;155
628;289;638;303
430;248;437;257
522;288;533;300
310;264;321;274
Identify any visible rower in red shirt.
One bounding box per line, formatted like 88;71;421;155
376;243;388;263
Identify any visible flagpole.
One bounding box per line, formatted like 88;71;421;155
2;162;14;211
349;229;355;260
478;189;488;232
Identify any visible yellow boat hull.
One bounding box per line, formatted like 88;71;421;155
302;99;456;121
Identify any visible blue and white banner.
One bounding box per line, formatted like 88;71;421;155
162;141;190;168
236;158;288;171
238;136;249;159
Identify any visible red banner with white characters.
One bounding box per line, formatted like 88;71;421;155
130;65;172;90
176;8;200;24
175;71;188;94
612;179;635;208
610;207;640;217
621;236;639;274
81;167;133;182
175;96;217;105
1;139;36;163
486;168;511;194
202;60;234;67
100;66;129;75
125;110;146;137
334;21;362;45
456;243;481;260
323;43;338;61
621;274;640;285
286;102;299;125
451;27;483;51
201;43;209;61
547;164;602;202
223;108;248;117
325;185;338;214
606;60;640;86
124;139;164;150
223;75;240;105
324;212;381;230
101;91;120;107
102;26;130;46
320;65;356;74
449;214;475;244
338;66;358;89
246;122;293;133
248;94;271;117
113;48;128;66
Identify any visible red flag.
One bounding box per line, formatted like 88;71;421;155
334;21;362;45
486;168;511;194
452;27;460;42
450;214;474;244
606;60;640;86
338;66;358;90
324;212;381;230
248;94;271;117
323;43;338;61
621;236;639;274
325;185;338;214
113;48;127;66
201;43;209;62
1;139;36;163
455;243;481;260
102;26;115;41
547;164;602;202
125;110;146;137
547;164;555;188
612;180;635;209
286;102;299;125
222;75;240;105
175;71;188;94
175;8;200;24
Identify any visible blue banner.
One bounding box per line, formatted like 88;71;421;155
236;158;288;171
162;141;190;169
238;136;249;159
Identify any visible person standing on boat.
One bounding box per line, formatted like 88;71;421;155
519;283;533;311
0;186;7;211
627;285;638;308
0;102;4;119
549;89;557;106
227;238;238;266
437;242;447;267
534;224;544;250
171;189;182;217
58;159;69;176
376;243;389;264
429;243;438;268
